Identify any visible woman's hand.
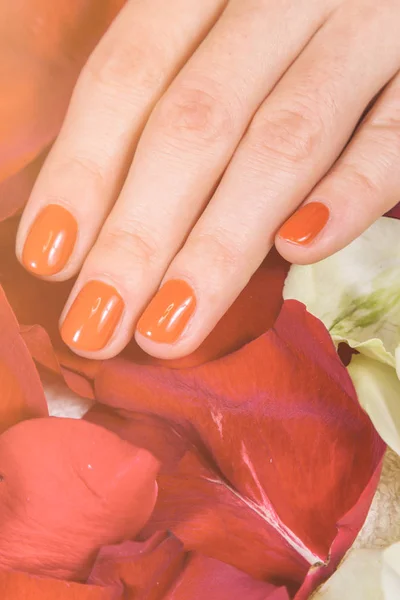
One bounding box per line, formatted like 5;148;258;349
16;0;400;359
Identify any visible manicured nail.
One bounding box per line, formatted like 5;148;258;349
137;280;196;344
278;202;330;245
22;204;77;276
61;281;124;352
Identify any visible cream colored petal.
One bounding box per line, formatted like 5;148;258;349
382;543;400;600
284;217;400;366
354;448;400;550
311;549;383;599
347;355;400;456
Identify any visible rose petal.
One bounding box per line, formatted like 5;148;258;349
43;370;93;418
382;542;400;599
0;285;47;431
0;418;159;580
284;217;400;367
347;355;400;456
89;532;186;598
93;301;383;592
162;554;290;600
89;532;290;600
311;549;384;600
386;203;400;220
0;569;118;600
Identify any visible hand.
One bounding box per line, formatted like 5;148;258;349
16;0;400;360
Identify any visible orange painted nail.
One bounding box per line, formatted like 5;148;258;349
61;281;124;352
278;202;330;245
137;280;196;344
22;204;77;276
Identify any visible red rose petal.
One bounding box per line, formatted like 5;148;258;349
0;569;118;600
89;532;290;600
0;285;47;431
89;532;186;598
163;554;290;600
93;301;383;592
386;202;400;219
0;418;159;581
85;405;188;469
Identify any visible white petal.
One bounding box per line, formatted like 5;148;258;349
284;217;400;366
382;543;400;600
347;355;400;456
311;549;383;599
42;372;93;419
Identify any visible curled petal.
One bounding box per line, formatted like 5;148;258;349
0;418;159;580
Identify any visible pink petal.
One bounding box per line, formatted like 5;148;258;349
0;569;118;600
0;285;47;431
89;532;289;599
0;418;159;581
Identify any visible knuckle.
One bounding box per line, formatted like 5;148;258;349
82;40;162;94
155;86;234;144
340;166;380;201
186;231;243;273
54;155;106;191
367;119;400;156
99;223;161;269
249;102;325;167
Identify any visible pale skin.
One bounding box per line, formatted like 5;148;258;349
16;0;400;360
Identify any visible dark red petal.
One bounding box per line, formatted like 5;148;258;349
0;418;159;581
386;202;400;219
0;285;47;431
143;449;310;588
94;301;384;591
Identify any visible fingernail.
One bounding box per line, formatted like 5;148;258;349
137;280;196;344
278;202;330;245
22;204;77;276
61;281;124;352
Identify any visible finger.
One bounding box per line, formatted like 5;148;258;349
59;0;333;357
135;0;400;359
276;71;400;263
16;0;224;279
